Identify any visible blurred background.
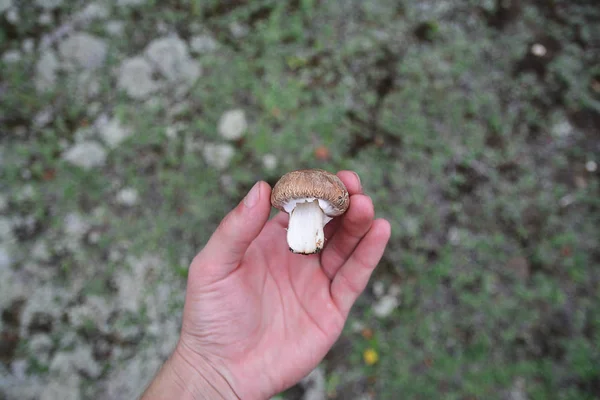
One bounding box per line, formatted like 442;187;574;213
1;0;599;399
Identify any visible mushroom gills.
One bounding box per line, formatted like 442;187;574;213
287;200;326;255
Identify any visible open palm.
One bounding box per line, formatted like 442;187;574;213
178;171;391;399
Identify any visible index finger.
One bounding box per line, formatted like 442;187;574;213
336;170;363;196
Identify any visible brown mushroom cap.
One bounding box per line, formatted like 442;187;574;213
270;169;350;216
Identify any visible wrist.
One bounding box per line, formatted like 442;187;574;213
141;341;240;400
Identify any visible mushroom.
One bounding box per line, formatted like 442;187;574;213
271;169;350;255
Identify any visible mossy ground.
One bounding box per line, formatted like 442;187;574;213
1;1;599;399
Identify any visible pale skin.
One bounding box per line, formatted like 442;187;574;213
142;171;392;400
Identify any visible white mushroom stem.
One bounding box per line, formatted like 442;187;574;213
287;200;327;254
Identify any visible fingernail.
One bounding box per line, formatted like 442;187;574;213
352;172;362;192
244;181;261;208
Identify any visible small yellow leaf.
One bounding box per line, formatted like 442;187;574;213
363;348;379;366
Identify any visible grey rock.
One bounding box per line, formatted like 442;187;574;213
50;346;101;379
189;34;219;53
34;107;54;128
105;20;125;36
117;56;158;99
98;115;132;148
38;12;53;25
62;141;107;170
31;240;51;262
372;295;399;318
73;70;101;99
115;187;139;206
552;119;573;138
11;359;28;380
63;212;90;239
372;281;385;298
2;49;20;63
218;109;248;140
103;352;162;400
229;21;249;38
5;6;17;23
76;2;110;21
117;0;145;5
202;143;235;170
22;38;35;53
504;377;528;400
144;36;201;91
59;32;108;70
165;122;185;139
0;0;12;13
41;374;81;400
0;217;13;241
299;367;326;400
174;59;201;96
116;254;162;312
29;334;53;364
35;0;63;9
36;50;60;92
67;296;111;331
262;153;278;171
0;194;7;212
144;36;189;80
0;376;43;400
20;286;65;337
16;184;36;201
0;245;12;270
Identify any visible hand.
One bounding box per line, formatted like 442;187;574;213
142;171;391;399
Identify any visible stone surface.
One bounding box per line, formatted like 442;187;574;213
73;70;101;99
117;0;145;5
372;281;385;298
29;334;54;364
63;213;90;240
116;254;162;312
117;56;158;99
262;153;278;171
202;143;235;170
218;109;248;140
38;12;53;25
5;6;17;23
62;141;107;170
189;34;219;53
105;20;125;36
20;286;65;336
300;367;326;400
41;374;81;400
59;33;108;70
22;39;34;53
67;296;111;331
141;35;201;96
2;49;21;63
0;245;12;270
35;0;63;9
50;346;101;379
31;240;51;262
0;0;12;13
115;188;139;206
36;50;60;92
229;21;249;38
76;2;110;21
372;295;399;318
102;352;162;400
98;116;132;148
144;36;190;81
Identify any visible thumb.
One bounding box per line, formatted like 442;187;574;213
191;181;272;281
